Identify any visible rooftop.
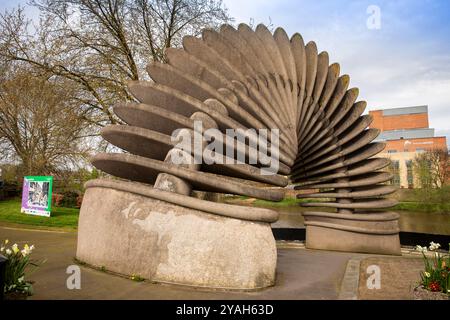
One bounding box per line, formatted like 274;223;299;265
372;105;428;116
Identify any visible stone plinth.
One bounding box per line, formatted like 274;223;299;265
302;211;401;255
76;181;277;290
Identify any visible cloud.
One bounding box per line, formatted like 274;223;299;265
223;0;450;145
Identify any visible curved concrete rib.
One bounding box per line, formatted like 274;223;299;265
86;23;400;256
85;179;279;223
92;153;285;201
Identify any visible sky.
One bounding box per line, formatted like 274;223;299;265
1;0;449;146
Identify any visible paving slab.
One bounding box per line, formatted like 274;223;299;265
0;225;356;300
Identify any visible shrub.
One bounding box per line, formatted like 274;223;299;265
52;193;64;207
416;242;450;295
59;191;79;208
76;195;83;208
0;239;40;296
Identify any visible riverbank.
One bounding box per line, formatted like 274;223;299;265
223;196;450;235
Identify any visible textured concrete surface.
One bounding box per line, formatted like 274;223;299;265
0;225;355;300
77;186;277;289
358;256;424;300
303;211;401;255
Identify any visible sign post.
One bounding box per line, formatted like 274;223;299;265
21;176;53;217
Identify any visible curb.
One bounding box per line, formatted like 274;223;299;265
338;257;363;300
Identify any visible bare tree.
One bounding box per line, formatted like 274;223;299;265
413;148;449;189
0;1;232;127
0;66;91;176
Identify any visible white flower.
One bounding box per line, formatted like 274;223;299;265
0;246;4;252
424;272;431;278
5;248;12;255
4;239;9;245
416;245;428;253
21;244;32;257
18;276;24;283
429;242;441;251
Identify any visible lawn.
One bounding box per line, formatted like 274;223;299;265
393;202;450;213
0;199;79;229
253;197;312;207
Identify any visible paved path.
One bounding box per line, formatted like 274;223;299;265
1;225;358;300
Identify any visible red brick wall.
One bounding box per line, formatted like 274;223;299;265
370;110;384;131
384;137;447;152
369;111;429;132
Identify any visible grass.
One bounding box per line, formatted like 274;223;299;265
393;202;450;214
253;197;308;207
0;198;79;229
227;195;450;214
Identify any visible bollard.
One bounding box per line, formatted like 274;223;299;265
0;254;7;300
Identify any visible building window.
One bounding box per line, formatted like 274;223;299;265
390;160;400;186
387;150;397;154
406;160;414;188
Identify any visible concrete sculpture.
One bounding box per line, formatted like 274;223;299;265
76;23;401;290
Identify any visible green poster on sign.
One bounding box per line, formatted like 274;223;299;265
21;176;53;217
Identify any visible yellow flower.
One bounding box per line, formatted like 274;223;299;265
5;239;9;245
12;243;19;254
424;272;431;278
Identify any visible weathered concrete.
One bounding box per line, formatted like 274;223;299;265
77;184;278;290
302;211;401;255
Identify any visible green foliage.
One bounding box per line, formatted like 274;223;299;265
413;149;449;189
0;240;42;295
253;197;323;207
393;186;450;213
59;191;80;208
394;201;450;213
0;199;79;229
253;197;304;207
416;242;450;294
414;185;450;204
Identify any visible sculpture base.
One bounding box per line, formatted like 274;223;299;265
76;183;277;290
302;211;401;255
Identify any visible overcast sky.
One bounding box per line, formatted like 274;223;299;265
1;0;449;145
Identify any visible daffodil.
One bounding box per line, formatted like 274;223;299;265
5;239;9;245
416;245;427;253
424;272;431;278
21;244;32;257
5;248;12;255
429;242;441;251
12;243;19;254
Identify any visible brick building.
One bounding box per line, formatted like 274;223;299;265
369;106;447;188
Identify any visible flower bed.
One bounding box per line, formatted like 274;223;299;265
1;239;41;299
414;242;449;299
